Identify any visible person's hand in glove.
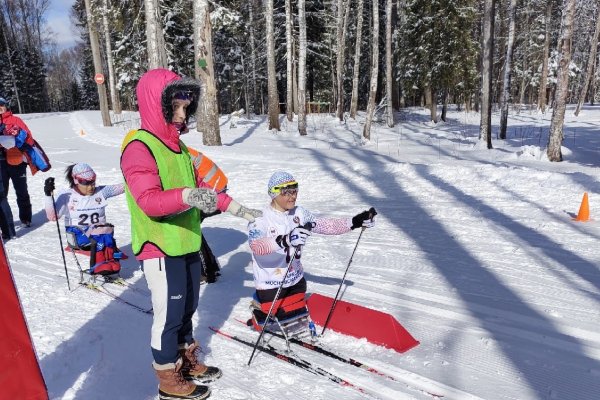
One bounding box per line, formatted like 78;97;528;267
44;177;55;196
276;225;312;248
182;188;217;213
226;200;262;222
351;207;377;230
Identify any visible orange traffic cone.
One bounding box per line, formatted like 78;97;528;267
573;192;590;222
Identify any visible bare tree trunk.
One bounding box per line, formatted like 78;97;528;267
144;0;167;69
248;0;258;115
102;0;122;114
494;0;506;106
429;89;437;123
538;2;552;112
285;0;294;122
266;0;280;130
441;89;448;122
479;0;495;149
292;43;298;114
349;0;365;118
362;0;380;140
385;0;394;127
16;0;33;47
194;0;221;145
499;0;517;139
298;0;307;135
84;0;112;126
547;0;576;162
575;3;600;116
0;15;22;113
335;0;351;121
592;54;599;105
241;53;250;118
518;54;528;108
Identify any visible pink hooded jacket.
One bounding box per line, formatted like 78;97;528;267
121;68;232;260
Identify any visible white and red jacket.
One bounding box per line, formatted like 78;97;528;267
45;184;124;228
248;204;352;290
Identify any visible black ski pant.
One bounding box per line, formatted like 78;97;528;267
0;162;15;238
1;161;31;224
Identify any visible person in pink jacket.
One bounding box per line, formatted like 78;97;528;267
121;69;260;400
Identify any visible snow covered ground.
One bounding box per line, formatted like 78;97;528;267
4;105;600;400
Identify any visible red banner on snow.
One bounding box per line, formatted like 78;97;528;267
0;240;48;400
307;293;420;353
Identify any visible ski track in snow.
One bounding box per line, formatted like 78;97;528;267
5;107;600;400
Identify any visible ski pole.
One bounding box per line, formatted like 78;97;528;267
320;207;376;336
248;222;313;366
51;189;71;291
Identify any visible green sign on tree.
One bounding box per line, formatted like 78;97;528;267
197;59;207;68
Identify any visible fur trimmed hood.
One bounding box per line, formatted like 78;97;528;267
135;69;200;147
161;77;201;125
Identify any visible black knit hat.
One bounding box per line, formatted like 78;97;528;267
161;77;201;124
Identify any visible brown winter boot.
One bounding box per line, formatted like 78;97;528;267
153;358;211;400
179;341;222;384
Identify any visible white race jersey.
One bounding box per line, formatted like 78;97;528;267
46;184;124;228
248;205;316;290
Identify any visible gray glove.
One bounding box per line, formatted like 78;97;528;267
226;200;262;222
182;188;217;213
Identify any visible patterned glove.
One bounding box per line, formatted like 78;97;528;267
226;200;262;222
182;188;217;213
276;226;312;248
44;177;55;196
351;207;377;230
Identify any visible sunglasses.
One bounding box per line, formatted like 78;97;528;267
77;179;96;186
172;91;195;101
271;182;299;196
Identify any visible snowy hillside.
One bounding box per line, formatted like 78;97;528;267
4;106;600;400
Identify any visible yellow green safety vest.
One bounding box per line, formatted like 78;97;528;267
122;129;201;256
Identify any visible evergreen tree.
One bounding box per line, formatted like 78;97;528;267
111;0;147;109
400;0;478;109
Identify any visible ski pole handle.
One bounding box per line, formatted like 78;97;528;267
360;207;377;231
302;221;315;231
367;207;377;219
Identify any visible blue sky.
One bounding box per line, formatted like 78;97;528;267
47;0;77;50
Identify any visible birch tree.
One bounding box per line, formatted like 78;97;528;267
547;0;576;161
248;0;259;115
285;0;294;122
0;13;22;113
102;0;121;114
537;2;552;113
144;0;167;69
266;0;280;130
334;0;350;121
298;0;307;135
349;0;364;119
385;0;394;127
479;0;495;149
83;0;111;126
363;0;380;140
574;2;600;116
499;0;517;139
194;0;221;146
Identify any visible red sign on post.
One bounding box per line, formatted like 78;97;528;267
94;73;105;85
